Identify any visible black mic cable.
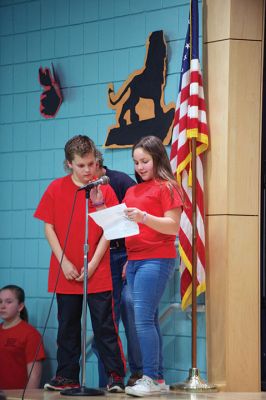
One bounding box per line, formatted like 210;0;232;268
21;189;79;400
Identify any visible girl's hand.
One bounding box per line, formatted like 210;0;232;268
122;261;128;279
61;259;80;280
125;207;146;224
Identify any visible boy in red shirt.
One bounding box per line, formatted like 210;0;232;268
34;135;125;392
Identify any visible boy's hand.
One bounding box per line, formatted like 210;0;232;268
75;262;97;282
90;187;104;205
61;258;80;280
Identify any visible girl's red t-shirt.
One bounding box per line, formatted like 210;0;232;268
123;179;183;260
0;320;45;389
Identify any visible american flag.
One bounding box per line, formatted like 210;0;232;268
170;0;209;310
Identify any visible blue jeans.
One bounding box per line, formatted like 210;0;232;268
93;249;142;387
120;280;142;375
126;258;175;380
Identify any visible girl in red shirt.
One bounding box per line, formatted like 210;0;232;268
123;136;183;397
0;285;45;389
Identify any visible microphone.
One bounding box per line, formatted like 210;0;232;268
78;175;110;191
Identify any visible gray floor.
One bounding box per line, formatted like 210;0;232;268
4;389;266;400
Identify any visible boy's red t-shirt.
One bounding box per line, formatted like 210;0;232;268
123;179;183;260
34;175;118;294
0;320;45;389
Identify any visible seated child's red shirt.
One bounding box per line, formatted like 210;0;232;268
0;320;45;389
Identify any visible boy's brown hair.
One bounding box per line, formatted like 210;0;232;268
64;135;97;172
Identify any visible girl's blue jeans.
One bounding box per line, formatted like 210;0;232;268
126;258;175;379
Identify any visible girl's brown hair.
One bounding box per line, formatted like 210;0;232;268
132;135;184;201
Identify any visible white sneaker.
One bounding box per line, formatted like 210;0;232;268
125;375;161;397
156;380;169;393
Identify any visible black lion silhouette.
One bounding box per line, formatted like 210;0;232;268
108;30;167;127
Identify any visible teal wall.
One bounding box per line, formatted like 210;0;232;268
0;0;205;388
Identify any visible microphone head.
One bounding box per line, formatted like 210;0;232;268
101;175;110;185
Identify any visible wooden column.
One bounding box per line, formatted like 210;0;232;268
203;0;264;391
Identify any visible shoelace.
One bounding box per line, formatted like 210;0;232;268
55;376;65;383
135;376;158;386
55;377;78;384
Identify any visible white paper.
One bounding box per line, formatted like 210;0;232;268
89;203;139;240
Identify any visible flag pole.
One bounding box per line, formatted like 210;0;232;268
191;136;198;370
170;137;217;392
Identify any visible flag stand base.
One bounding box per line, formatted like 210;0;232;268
60;386;104;396
170;368;218;392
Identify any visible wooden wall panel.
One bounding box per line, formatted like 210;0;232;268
230;0;264;40
206;215;260;391
203;0;230;42
227;40;261;215
227;216;260;390
205;215;227;388
204;0;263;391
204;40;230;215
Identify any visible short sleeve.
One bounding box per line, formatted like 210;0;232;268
160;183;183;213
25;327;46;363
34;184;55;224
103;185;119;208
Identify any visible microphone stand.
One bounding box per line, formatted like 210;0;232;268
61;188;105;396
